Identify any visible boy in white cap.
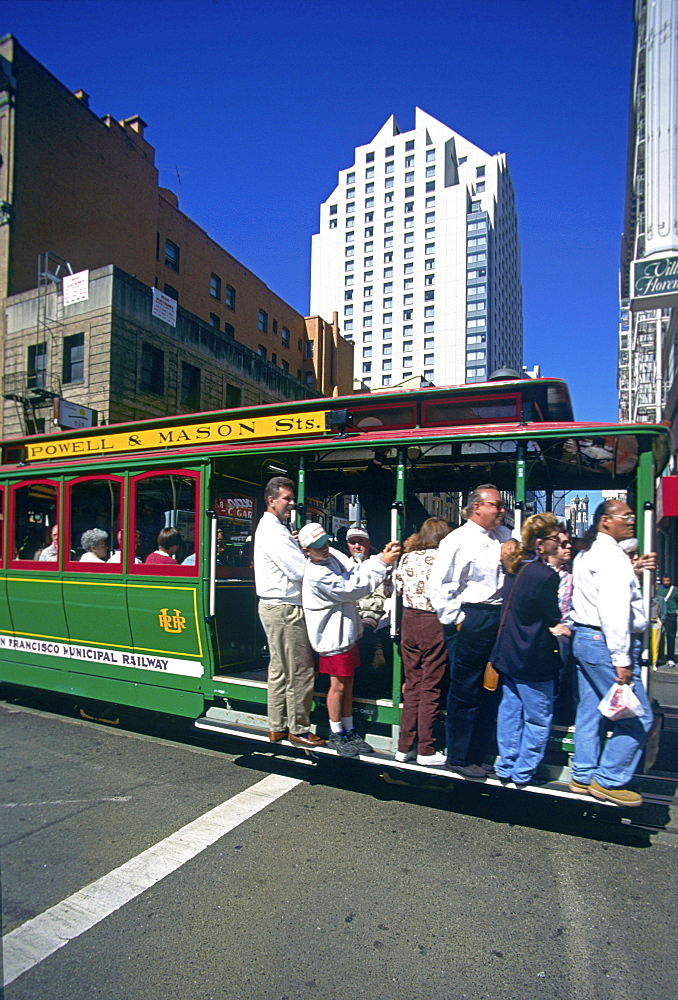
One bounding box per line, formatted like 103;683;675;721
299;522;401;756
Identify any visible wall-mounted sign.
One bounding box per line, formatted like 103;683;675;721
632;256;678;309
152;287;177;327
57;399;97;429
62;270;89;306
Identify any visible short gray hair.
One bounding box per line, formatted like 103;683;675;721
81;528;108;552
463;483;500;519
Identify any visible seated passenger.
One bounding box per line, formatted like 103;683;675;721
394;516;451;766
145;527;181;565
109;529;142;564
346;527;394;678
37;524;59;561
490;513;561;788
79;528;109;562
299;521;401;757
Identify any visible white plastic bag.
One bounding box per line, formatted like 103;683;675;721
598;682;644;721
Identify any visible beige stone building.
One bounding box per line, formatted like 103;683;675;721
0;35;352;435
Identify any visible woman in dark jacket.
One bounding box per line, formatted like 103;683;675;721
491;513;562;787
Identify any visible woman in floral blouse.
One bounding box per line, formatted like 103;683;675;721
394;516;451;766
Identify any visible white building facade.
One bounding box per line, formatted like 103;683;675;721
310;108;523;389
619;0;678;424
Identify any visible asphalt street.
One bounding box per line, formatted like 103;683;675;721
1;699;676;1000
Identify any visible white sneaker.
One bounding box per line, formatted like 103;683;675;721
394;749;416;762
416;751;447;767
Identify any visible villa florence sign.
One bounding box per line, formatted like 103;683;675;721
633;255;678;306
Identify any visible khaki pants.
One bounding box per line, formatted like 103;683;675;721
258;601;315;734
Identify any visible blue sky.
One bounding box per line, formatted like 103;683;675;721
4;0;634;423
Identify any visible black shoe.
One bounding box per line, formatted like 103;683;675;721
328;731;360;758
345;728;374;753
443;763;488;781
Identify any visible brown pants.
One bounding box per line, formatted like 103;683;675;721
398;607;448;756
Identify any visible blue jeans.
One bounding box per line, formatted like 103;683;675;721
495;676;554;784
571;629;652;789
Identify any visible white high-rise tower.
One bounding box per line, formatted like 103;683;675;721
310;108;523;389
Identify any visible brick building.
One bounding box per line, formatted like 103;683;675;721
0;35;352;434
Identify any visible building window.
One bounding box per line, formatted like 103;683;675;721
344;306;353;316
365;212;374;222
225;383;241;408
476;182;485;193
364;302;372;313
62;332;84;384
363;332;372;343
404;171;414;183
347;201;355;212
272;353;278;366
425;259;435;270
281;360;290;374
403;356;412;368
383;328;392;340
404;263;413;274
329;219;337;228
330;204;337;215
424;306;435;317
382;376;392;386
385;162;394;174
426;181;435;192
384;237;393;248
344;321;353;331
383;360;392;372
298;339;303;351
383;344;392;355
27;342;47;389
163;284;178;300
181;362;201;411
425;196;435;208
403;294;413;305
425;243;435;255
426;149;436;162
363;347;372;358
405;155;414;167
385;177;394;189
224;285;236;310
404;248;414;259
305;341;314;359
258;345;267;359
366;152;375;162
384;267;393;278
404;233;414;244
385;192;394;204
345;247;354;257
366;167;375;179
425;166;435;178
281;327;290;347
305;372;314;387
383;312;393;324
347;172;355;183
164;239;180;271
363;317;373;327
425;290;435;301
477;165;485;178
210;313;220;329
258;310;268;332
364;256;374;267
406;139;415;151
347;187;355;198
403;310;413;321
140;342;163;395
471;200;482;213
424;353;434;365
345;291;353;301
210;273;221;299
425;274;435;285
224;322;235;338
365;183;374;193
363;362;372;373
346;231;355;243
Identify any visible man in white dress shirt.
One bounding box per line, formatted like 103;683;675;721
254;477;325;748
569;499;653;806
428;483;511;780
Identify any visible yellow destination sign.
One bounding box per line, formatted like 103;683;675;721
25;411;329;462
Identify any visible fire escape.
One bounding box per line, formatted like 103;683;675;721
2;252;71;435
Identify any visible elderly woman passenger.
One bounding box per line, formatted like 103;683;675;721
79;529;109;562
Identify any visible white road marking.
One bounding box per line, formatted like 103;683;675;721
3;772;301;987
2;797;132;808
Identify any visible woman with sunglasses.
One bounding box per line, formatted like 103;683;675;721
490;513;562;788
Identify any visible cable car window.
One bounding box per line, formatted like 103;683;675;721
10;481;59;568
131;471;199;575
65;477;123;571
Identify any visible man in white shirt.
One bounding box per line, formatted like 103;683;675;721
254;477;325;748
428;483;511;780
569;500;653;806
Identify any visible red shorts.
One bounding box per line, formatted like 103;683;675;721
318;644;360;677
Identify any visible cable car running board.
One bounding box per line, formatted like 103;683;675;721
193;716;609;804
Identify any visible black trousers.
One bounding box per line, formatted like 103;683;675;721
444;603;501;766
